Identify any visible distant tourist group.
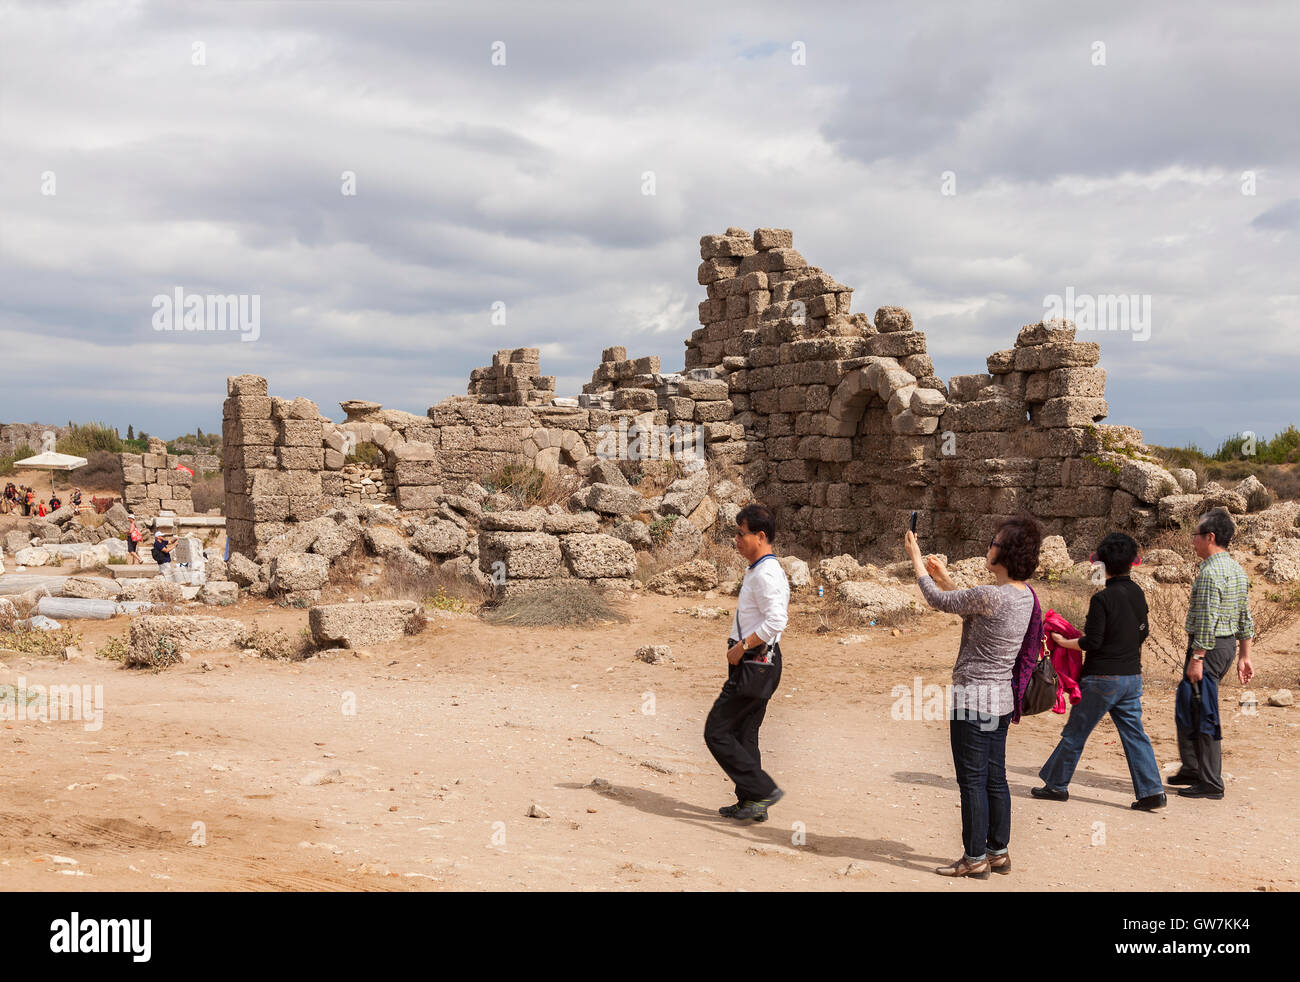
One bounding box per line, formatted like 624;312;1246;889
707;503;1254;879
2;483;82;517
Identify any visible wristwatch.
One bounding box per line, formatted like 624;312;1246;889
1191;653;1205;661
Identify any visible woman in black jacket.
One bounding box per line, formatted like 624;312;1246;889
1033;532;1166;811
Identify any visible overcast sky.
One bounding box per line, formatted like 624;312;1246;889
1;0;1296;450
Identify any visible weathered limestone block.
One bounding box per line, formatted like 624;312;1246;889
276;447;323;470
269;552;330;594
477;530;562;579
1046;367;1106;399
1119;460;1180;504
309;600;422;648
941;398;1026;432
948;374;993;403
1015;319;1077;346
480;508;547;532
411;520;469;557
222;418;277;446
560;534;638;579
910;387;947;417
866;332;927;358
580;483;646;516
223;395;273;419
227;374;268;397
396;486;443;510
752;228;793;250
695;401;733;423
873;306;913;333
542;512;601;534
1013;342;1100;372
892;411;939;435
1036;397;1109;428
986;350;1016;374
277;419;323;447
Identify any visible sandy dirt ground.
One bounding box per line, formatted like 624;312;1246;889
1;588;1297;892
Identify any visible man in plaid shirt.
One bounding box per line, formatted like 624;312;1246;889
1171;507;1255;799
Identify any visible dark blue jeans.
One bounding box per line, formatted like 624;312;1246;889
949;711;1012;861
1039;674;1163;799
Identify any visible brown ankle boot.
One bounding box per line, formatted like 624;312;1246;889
935;855;991;879
988;852;1011;874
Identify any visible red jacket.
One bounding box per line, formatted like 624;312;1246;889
1043;609;1083;714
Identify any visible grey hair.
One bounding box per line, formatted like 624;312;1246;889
1196;507;1235;548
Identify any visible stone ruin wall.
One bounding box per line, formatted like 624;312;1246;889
116;435;220;518
690;227;1169;560
219;226;1180;564
0;422;69;457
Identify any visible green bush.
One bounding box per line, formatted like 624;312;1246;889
346;440;382;466
57;422;123;457
0;443;36;475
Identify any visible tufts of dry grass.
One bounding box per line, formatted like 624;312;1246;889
480;580;629;627
480;462;579;510
243;625;315;662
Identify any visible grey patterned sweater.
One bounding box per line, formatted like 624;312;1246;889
918;576;1034;717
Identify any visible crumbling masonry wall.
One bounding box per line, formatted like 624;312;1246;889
221;226;1179;563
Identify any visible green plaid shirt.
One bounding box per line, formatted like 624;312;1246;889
1185;551;1254;651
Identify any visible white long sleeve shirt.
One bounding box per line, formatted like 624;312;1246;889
732;553;790;646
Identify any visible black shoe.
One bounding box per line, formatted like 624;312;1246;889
719;803;743;818
1177;784;1224;800
1165;771;1199;786
1031;786;1068;802
733;787;784;821
1131;793;1168;811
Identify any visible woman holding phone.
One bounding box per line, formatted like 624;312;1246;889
906;514;1043;879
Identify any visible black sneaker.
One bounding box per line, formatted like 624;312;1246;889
719;802;743;818
1165;771;1199;786
1131;793;1168;811
733;787;785;821
1030;786;1068;802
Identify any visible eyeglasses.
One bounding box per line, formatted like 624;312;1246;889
988;537;1001;550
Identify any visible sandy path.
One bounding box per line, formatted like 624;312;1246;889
2;594;1297;891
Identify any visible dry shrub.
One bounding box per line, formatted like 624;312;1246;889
0;623;83;658
243;625;314;661
626;458;680;496
481;580;629;627
480;462;578;509
323;537;371;587
98;633;130;662
1261;464;1300;501
123;634;183;670
367;557;490;610
1144;586;1198;674
1037;573;1098;635
1264;583;1300;612
1248;602;1297;651
71;449;123;490
1145;526;1198;561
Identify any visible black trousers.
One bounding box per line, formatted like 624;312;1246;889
1176;636;1236;794
704;643;781;802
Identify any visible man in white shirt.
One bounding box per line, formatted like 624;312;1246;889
704;503;790;822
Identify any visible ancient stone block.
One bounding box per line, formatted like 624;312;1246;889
1035;397;1108;428
1013;342;1101;372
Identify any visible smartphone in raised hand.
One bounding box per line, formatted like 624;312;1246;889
909;511;918;534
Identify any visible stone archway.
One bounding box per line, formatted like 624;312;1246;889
523;427;590;475
823;356;945;456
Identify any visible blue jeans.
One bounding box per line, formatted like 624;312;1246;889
1039;674;1163;799
949;711;1012;861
